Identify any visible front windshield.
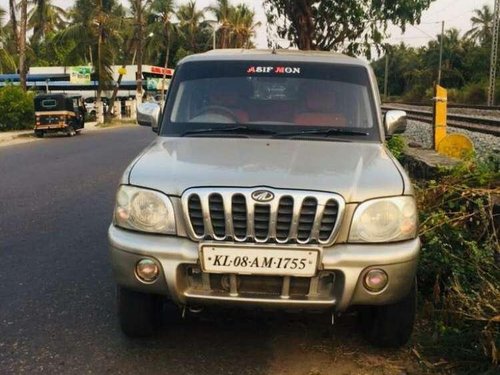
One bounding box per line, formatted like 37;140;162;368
161;61;379;140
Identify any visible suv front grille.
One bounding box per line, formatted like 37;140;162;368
182;188;345;245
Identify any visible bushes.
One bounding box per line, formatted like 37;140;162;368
415;155;500;369
386;134;406;159
0;85;35;131
387;141;499;368
461;82;487;104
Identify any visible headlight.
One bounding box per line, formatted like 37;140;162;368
113;185;176;234
349;196;417;243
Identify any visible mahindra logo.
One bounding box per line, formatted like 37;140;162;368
251;190;275;202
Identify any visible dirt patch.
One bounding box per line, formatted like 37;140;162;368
186;309;437;375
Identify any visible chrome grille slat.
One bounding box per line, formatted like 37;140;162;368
182;188;345;245
223;195;234;240
200;194;216;239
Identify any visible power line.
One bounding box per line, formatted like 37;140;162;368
410;24;438;39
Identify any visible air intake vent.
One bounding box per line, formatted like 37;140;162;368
188;194;204;236
254;204;271;240
319;199;339;241
276;196;294;241
209;193;225;238
232;194;247;239
297;198;318;241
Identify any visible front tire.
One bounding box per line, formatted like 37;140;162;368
117;286;164;338
359;282;417;348
66;126;76;137
34;130;44;138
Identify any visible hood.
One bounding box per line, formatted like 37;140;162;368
128;137;404;203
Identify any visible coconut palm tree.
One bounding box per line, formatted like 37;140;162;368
8;0;28;89
28;0;68;44
57;0;125;120
177;0;205;53
0;6;17;73
228;4;260;48
145;0;175;65
208;0;232;48
464;5;494;46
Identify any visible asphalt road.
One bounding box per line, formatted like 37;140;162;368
0;127;418;375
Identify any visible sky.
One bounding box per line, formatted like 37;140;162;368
0;0;495;52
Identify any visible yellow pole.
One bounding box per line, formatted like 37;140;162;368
433;84;448;150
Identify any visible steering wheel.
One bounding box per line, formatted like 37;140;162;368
195;105;240;123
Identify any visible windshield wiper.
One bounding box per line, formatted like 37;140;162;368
274;128;369;138
180;126;278;137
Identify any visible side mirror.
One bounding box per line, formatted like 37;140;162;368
384;110;407;138
137;102;161;133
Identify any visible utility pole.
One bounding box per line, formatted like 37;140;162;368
19;0;28;91
488;0;499;106
162;29;171;104
135;0;144;104
437;20;445;86
384;48;389;100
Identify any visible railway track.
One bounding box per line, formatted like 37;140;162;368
382;105;500;137
384;101;500;111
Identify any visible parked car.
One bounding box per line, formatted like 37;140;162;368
109;50;416;347
84;96;109;119
34;94;85;137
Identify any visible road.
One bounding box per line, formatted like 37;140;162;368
0;127;421;375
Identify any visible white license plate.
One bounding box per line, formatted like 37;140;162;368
200;245;319;277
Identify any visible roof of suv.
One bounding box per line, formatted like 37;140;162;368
179;49;368;67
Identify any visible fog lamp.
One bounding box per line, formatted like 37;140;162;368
363;269;388;292
135;259;160;283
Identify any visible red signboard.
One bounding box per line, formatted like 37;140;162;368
150;66;175;76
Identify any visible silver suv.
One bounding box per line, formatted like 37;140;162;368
109;50;417;347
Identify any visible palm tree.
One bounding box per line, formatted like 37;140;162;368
228;4;260;48
57;0;125;120
8;0;28;90
145;0;175;65
177;0;205;53
209;0;232;48
28;0;68;45
0;6;17;73
464;5;494;46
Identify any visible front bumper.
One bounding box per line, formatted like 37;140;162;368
109;225;420;312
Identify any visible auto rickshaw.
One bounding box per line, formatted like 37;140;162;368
34;94;85;138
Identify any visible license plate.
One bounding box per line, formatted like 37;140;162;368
200;245;319;277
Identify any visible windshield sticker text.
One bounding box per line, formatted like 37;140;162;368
247;66;301;74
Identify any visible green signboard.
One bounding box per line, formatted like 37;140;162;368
70;66;92;84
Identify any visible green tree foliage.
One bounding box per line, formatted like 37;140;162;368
57;0;125;91
209;0;260;49
0;6;17;73
263;0;435;57
464;5;494;46
0;85;34;131
176;0;207;53
145;0;176;67
372;5;500;104
28;0;67;45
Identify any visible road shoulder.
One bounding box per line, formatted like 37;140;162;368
0;121;137;148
